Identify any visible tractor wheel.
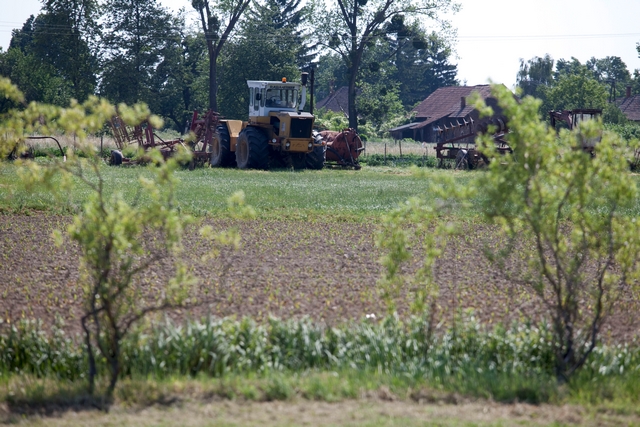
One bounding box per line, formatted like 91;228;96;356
306;131;326;170
236;127;269;169
210;124;235;167
110;150;123;166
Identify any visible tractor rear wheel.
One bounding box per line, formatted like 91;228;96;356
210;124;235;167
306;131;326;170
236;127;269;169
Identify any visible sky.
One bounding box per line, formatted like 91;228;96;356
1;0;640;89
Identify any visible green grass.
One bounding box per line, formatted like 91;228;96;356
4;159;640;219
0;162;475;220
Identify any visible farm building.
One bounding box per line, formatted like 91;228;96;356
315;86;360;117
615;86;640;123
389;85;507;144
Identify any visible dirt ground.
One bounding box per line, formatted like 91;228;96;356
0;214;638;342
2;397;639;427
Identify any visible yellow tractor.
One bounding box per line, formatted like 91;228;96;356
210;73;325;170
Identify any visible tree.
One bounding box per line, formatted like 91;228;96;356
152;30;208;130
471;84;640;380
191;0;251;111
516;54;554;98
37;0;100;101
317;0;458;130
356;81;404;137
541;71;607;113
376;83;640;381
314;52;350;101
586;56;631;100
0;15;76;106
249;0;318;69
385;19;458;108
100;0;182;106
0;45;71;106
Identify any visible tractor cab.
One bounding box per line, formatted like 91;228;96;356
247;78;306;117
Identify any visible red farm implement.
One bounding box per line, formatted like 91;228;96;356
434;115;511;169
107;110;220;167
187;109;221;168
318;128;364;169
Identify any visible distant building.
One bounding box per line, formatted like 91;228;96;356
315;86;359;117
389;85;507;143
615;86;640;123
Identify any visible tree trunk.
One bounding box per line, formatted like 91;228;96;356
209;49;218;111
81;315;96;395
348;70;358;130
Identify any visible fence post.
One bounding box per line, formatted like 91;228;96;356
384;142;387;165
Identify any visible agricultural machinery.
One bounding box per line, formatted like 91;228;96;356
209;73;325;170
317;128;364;169
434;115;511;169
435;108;611;169
108;109;223;168
108;116;188;165
105;71;371;171
549;109;602;155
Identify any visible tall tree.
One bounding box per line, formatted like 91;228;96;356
1;16;74;105
317;0;458;130
516;54;554;98
1;2;98;105
586;56;631;100
554;57;588;80
248;0;318;69
100;0;182;106
385;20;458;108
38;0;100;101
152;30;207;130
191;0;251;112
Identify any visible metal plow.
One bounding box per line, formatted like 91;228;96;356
187;110;221;169
108;116;187;165
107;111;221;167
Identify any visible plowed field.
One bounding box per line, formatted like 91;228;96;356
1;214;638;342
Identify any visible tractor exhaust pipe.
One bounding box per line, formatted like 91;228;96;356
299;72;308;112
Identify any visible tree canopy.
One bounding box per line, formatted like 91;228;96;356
516;54;639;124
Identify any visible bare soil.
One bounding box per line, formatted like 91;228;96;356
0;214;638;342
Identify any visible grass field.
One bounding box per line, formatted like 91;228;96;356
3;160;640;219
0;162;475;219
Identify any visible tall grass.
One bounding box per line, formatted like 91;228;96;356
2;315;639;404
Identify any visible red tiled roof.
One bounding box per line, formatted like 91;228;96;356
411;85;494;121
615;95;640;122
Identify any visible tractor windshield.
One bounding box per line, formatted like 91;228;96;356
265;87;298;109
